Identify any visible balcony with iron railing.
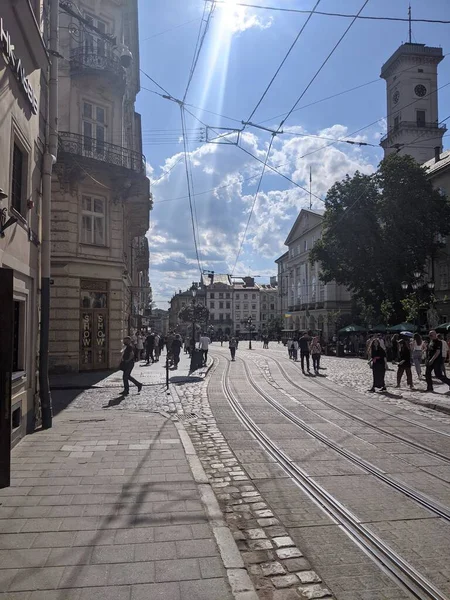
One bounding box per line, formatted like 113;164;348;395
380;120;447;144
58;132;146;175
70;47;126;88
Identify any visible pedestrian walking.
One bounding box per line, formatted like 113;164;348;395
199;332;211;366
425;330;450;392
287;339;294;359
411;333;425;379
145;332;155;365
171;334;182;369
153;333;161;362
396;339;413;389
310;336;322;375
299;331;312;373
229;336;237;361
120;336;142;396
368;338;387;392
136;331;144;360
438;334;448;376
292;339;299;362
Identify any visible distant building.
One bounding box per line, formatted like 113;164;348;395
168;285;206;336
276;209;351;340
202;273;234;336
148;308;169;335
259;283;279;332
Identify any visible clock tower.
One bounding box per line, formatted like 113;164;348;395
380;42;446;164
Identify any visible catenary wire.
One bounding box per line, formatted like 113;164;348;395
244;0;322;124
141;17;201;42
206;0;450;24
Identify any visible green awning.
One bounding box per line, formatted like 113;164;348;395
436;322;450;332
387;322;417;332
338;324;366;334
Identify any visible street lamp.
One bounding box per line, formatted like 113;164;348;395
247;316;253;350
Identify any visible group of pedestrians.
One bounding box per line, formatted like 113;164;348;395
367;330;450;393
286;331;323;375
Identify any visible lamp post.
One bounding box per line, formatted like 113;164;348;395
247;316;253;350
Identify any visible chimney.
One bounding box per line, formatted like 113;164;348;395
243;276;255;287
435;146;441;163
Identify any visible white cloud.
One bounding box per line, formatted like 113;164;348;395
217;3;273;34
148;123;381;302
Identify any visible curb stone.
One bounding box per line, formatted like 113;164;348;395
171;359;334;600
173;410;258;600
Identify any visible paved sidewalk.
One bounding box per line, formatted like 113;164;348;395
0;358;238;600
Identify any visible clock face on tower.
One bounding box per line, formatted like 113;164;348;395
393;91;400;104
414;84;427;97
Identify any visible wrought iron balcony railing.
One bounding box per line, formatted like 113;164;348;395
58;132;146;174
70;47;125;85
380;120;447;144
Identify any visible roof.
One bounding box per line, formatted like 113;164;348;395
259;284;278;290
380;43;444;79
275;251;289;263
423;150;450;177
201;273;232;287
284;208;324;246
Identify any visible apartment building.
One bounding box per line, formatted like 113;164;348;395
49;0;151;372
0;0;49;446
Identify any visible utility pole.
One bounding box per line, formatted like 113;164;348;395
408;4;412;44
40;0;59;429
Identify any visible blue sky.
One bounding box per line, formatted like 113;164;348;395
136;0;450;307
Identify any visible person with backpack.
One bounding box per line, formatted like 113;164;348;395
120;336;142;396
309;336;322;375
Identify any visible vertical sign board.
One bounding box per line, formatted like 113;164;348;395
0;269;13;488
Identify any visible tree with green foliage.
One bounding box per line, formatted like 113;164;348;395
310;154;450;317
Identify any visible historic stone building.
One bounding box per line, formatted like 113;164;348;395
276;209;352;340
259;282;279;332
168;286;206;337
49;0;151;372
0;0;49;444
232;277;260;338
380;42;446;164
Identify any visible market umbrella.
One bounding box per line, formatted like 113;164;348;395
436;322;450;332
371;324;387;332
338;324;366;334
387;322;417;332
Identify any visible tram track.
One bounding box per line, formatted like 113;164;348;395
219;355;450;600
235;355;450;521
248;348;450;462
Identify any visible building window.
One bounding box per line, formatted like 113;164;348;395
81;195;106;245
244;294;248;299
270;304;275;310
210;301;215;308
226;293;230;298
235;293;240;299
252;304;256;310
84;13;109;56
219;314;224;321
416;110;426;127
262;314;266;321
244;303;248;310
439;264;448;290
304;240;308;252
83;101;106;155
236;312;240;319
393;115;399;131
226;302;230;309
13;301;25;373
11;143;27;216
235;304;240;310
219;293;224;299
210;292;215;299
219;301;224;309
252;294;256;300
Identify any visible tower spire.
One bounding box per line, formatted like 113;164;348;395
408;3;412;43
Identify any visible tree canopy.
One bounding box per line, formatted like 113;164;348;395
309;154;450;316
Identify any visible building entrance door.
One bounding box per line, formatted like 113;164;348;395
0;268;13;488
80;280;108;370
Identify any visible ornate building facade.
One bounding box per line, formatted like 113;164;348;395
276;209;352;340
49;0;151;372
0;0;49;445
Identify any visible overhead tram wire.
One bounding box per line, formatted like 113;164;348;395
180;104;203;275
232;135;276;276
244;0;322;126
206;0;450;24
183;1;217;103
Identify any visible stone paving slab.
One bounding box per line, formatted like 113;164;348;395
0;407;233;599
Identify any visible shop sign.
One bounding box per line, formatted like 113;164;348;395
0;17;38;114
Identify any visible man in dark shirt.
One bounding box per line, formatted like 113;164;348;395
425;330;450;392
171;334;182;369
145;333;155;365
121;336;142;396
299;331;312;373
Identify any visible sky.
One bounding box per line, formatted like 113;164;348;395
136;0;450;309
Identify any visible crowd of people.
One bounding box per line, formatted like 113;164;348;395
366;331;450;393
286;331;323;375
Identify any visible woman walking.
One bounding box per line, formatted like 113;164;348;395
411;333;425;380
229;336;237;361
396;339;414;389
369;338;387;392
310;336;322;375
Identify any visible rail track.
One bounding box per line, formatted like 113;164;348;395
248;348;450;462
220;355;450;600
